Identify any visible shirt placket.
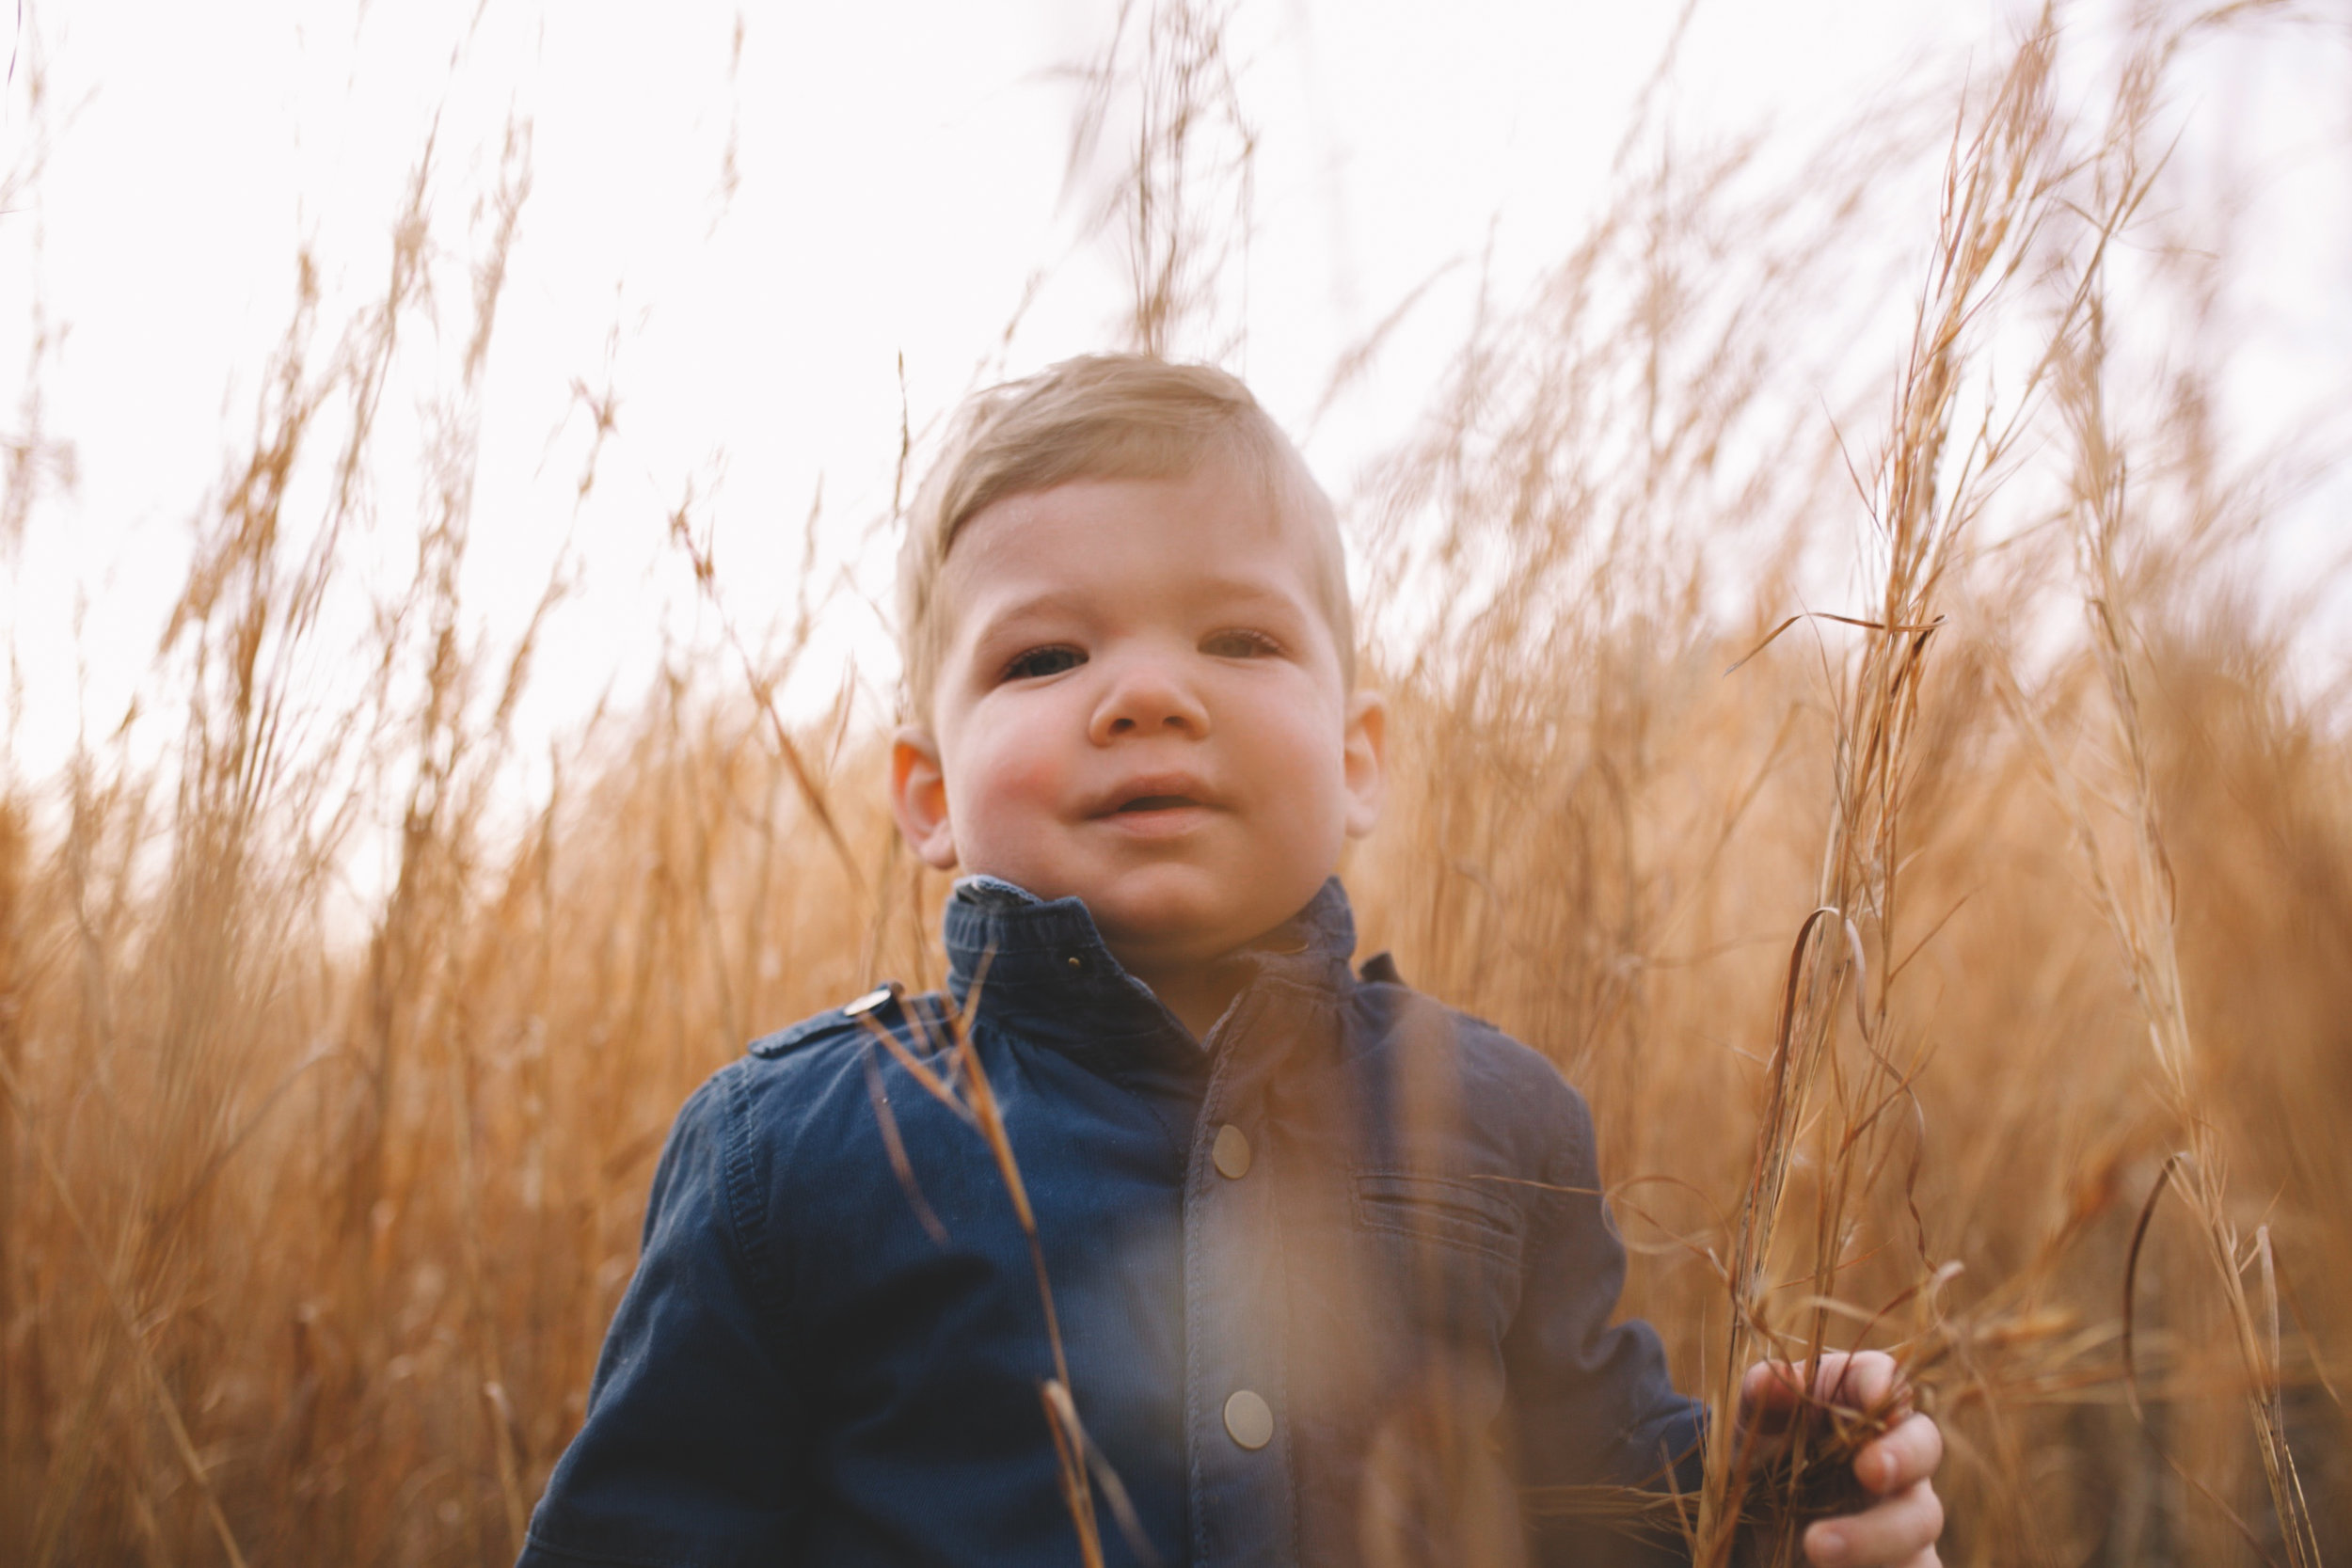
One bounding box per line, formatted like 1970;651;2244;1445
1183;984;1303;1568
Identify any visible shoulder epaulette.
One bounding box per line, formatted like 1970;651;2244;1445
746;980;908;1059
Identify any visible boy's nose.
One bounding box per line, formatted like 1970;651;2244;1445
1090;653;1210;743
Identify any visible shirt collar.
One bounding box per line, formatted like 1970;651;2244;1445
941;876;1359;1056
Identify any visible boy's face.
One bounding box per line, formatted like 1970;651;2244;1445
891;451;1383;982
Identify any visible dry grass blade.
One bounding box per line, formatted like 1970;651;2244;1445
1694;14;2106;1560
1721;613;1947;677
858;1026;952;1247
854;955;1126;1567
1066;0;1256;361
1044;1375;1163;1568
0;1054;250;1568
2058;269;2328;1563
2119;1154;2292;1566
667;499;866;893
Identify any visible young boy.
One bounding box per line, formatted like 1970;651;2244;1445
517;356;1945;1567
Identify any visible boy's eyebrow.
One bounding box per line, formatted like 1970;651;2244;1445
946;591;1087;667
965;577;1311;633
1185;577;1314;616
957;588;1097;636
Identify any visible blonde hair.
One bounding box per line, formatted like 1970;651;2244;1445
896;355;1353;721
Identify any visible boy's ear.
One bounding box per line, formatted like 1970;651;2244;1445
889;725;961;870
1342;688;1386;839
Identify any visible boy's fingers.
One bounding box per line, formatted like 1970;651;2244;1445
1801;1481;1944;1568
1740;1351;1912;1425
1815;1350;1903;1411
1854;1411;1943;1495
1740;1358;1805;1413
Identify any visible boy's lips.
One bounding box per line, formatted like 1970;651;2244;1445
1089;773;1220;833
1092;771;1216;812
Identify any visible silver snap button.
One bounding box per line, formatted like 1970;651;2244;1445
842;982;902;1019
1223;1389;1274;1450
1212;1124;1251;1180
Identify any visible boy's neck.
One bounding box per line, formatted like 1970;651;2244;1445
1105;895;1343;1040
1126;955;1250;1042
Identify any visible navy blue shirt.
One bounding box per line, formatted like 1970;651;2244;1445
519;879;1700;1567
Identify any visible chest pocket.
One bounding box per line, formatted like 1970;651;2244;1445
1350;1169;1528;1350
1336;1168;1527;1465
1353;1171;1525;1267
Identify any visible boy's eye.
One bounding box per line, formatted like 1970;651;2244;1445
1000;645;1086;682
1201;628;1280;659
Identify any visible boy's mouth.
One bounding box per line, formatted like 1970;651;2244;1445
1098;790;1215;839
1116;795;1200;813
1092;774;1218;823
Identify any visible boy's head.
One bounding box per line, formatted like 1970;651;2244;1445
889;355;1383;993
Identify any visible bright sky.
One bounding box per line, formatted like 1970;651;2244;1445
2;0;2344;808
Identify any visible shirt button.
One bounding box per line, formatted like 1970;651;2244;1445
1223;1389;1275;1450
1212;1124;1252;1180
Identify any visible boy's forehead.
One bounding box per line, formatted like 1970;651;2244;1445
909;438;1358;714
945;456;1314;591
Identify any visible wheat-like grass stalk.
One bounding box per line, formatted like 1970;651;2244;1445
2045;285;2323;1565
1693;17;2082;1560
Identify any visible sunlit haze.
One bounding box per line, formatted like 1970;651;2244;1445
3;1;2344;794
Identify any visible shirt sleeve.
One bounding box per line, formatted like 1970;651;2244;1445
1503;1077;1705;1568
518;1064;810;1568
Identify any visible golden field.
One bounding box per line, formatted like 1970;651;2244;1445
0;2;2345;1563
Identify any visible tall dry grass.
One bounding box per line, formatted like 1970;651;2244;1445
3;1;2348;1564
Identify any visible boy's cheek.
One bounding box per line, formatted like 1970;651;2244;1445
990;740;1073;809
951;737;1073;839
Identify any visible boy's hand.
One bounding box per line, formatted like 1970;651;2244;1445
1738;1351;1944;1568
